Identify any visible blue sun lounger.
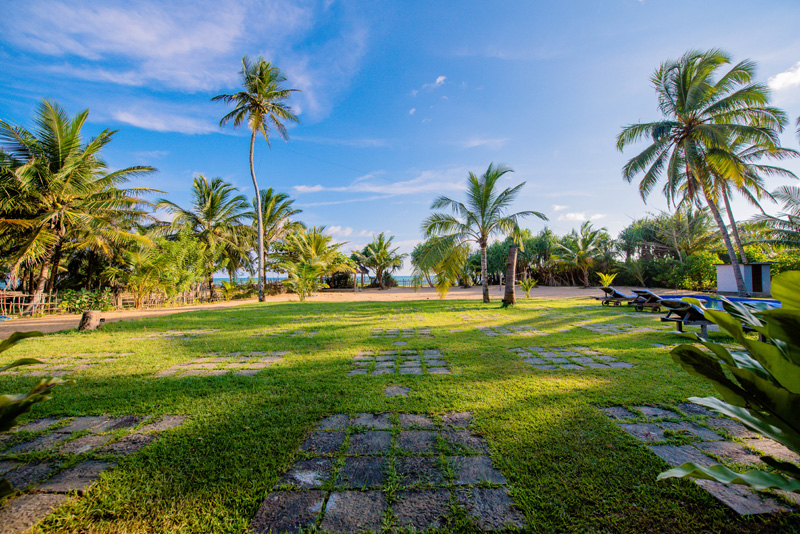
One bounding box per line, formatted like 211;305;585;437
595;287;636;307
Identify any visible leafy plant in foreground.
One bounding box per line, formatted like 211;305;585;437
658;271;800;494
1;331;73;498
519;278;538;298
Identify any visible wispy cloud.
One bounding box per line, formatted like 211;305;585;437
133;150;169;160
409;108;416;115
293;168;468;197
460;137;509;150
326;225;353;237
552;204;568;212
768;61;800;91
411;75;447;96
294;135;388;148
109;105;217;135
557;212;607;222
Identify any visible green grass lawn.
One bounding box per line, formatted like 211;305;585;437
1;297;799;533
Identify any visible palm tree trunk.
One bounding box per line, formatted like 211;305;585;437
207;271;215;300
502;245;517;306
583;267;590;287
723;189;748;264
703;189;748;296
250;130;265;302
480;240;489;303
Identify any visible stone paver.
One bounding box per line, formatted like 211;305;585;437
155;353;283;378
13;418;63;433
648;445;715;467
349;350;451;376
458;487;526;530
694;441;763;466
743;438;800;464
513;346;633;370
94;415;145;432
60;434;114;455
7;433;70;454
442;430;490;454
300;432;345;455
371;327;432;338
137;415;186;434
37;460;115;494
98;433;156;455
0;493;69;534
317;415;350;431
696;479;792;515
677;402;714;417
352;413;392;430
399;414;435;429
348;431;392;455
384;386;410;397
55;416;110;434
396;456;445;487
706;417;759;439
478;325;547;337
450;456;507;485
634;406;680;419
394;489;450;530
250;490;324;534
335;457;387;488
321;490;386;533
277;457;334;489
398;431;437;454
618;423;665;442
441;412;472;428
3;462;57;490
658;421;722;441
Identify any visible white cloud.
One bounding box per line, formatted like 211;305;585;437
295;184;326;193
293;167;468;197
411;75;447;96
461;137;509;150
590;213;607;220
409;108;416;115
133;150;169;160
294;136;388;148
111;109;217;135
552;204;568;211
558;212;587;222
768;61;800;91
326;225;353;237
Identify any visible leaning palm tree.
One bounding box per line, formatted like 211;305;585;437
354;232;406;290
617;49;789;296
0;100;156;313
156;175;252;298
254;188;303;287
751;185;800;249
422;163;547;303
213;56;299;302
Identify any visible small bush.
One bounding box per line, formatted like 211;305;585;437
680;252;722;291
58;288;114;313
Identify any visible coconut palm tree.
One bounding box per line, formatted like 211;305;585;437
422;163;546;303
0;100;156;313
616;49;789;296
752;185;800;249
254;188;303;287
355;232;406;290
553;222;606;287
213;56;299;303
156;175;252;298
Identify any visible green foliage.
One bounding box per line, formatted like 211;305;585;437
658;271;800;493
680;251;722;291
596;272;617;287
58;288;114;312
554;222;608;287
354;232;406;290
519;278;538;297
280;261;329;301
1;331;72;498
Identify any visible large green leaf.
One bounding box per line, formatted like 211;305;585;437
670;346;749;406
760;309;800;367
658;462;800;493
0;331;43;354
0;358;43;373
772;271;800;309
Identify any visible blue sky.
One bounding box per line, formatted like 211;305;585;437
2;0;800;274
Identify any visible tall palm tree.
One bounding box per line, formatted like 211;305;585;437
553;222;606;287
355;232;406;290
156;175;252;298
213;56;299;302
254;188;303;287
616;49;789;296
422;163;547;303
0;100;156;313
752;185;800;249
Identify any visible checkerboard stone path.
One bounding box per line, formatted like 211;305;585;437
478;325;547;337
349;350;451;376
0;352;128;377
371;327;433;338
0;415;186;533
255;329;320;337
600;404;798;515
580;323;660;335
130;328;219;340
458;312;503;321
512;346;634;370
154;352;286;377
250;412;524;533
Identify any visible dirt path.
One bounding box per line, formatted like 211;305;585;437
1;285;684;336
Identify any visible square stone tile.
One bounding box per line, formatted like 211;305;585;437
137;416;186;434
658;421;722;441
549;357;569;364
600;407;637;420
300;431;346;455
648;445;715;468
696;479;791;515
0;493;69;534
400;367;423;375
584;362;610;369
98;433;157;455
694;441;763;466
743;438;800;464
399;414;435;430
428;367;451;375
371;368;393;376
321;490;386;533
384;386;410;397
7;433;70;454
398;431;438;454
523;358;546;365
317;415;350;431
349;369;368;376
335;456;388;488
677;403;715;417
608;362;634;369
634;406;679;419
705;418;759;439
374;361;395;369
37;460;115;494
442;412;472;428
457;487;525;530
619;423;665;442
449;456;507;485
396;456;445;487
424;359;446;366
249;490;325;534
530;364;558;370
276;457;334;489
3;462;58;490
394;489;451;530
348;431;392;455
560;364;584;370
55;416;110;434
60;434;115;455
441;430;490;454
94;416;144;432
352;413;392;430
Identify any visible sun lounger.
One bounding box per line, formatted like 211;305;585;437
595;287;636;307
659;299;713;337
630;289;665;312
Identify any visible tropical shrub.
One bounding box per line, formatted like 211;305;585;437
1;331;73;498
280;261;329;301
596;272;617;287
680;252;722;291
519;278;538;298
658;271;800;494
58;288;114;313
